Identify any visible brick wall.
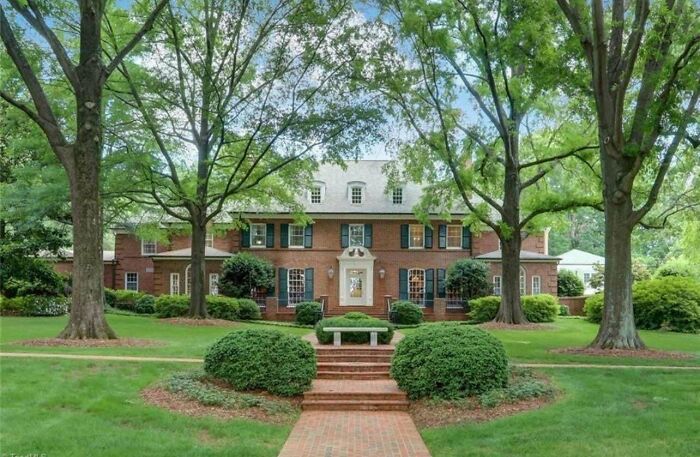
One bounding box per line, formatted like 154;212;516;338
51;260;117;289
153;259;225;295
486;261;558;295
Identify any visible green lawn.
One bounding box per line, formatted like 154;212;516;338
0;358;291;457
422;368;700;457
401;318;700;366
0;315;310;357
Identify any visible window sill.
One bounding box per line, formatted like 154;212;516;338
250;245;267;249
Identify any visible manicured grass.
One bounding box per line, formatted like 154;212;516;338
423;368;700;457
0;315;310;357
0;358;292;457
400;318;700;366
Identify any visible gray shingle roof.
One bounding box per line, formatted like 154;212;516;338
150;247;232;259
475;250;560;262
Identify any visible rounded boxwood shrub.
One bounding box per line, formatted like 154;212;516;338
295;301;323;325
155;294;190;318
557;269;584;297
204;329;316;396
113;290;144;312
390;300;423;325
134;294;156;314
391;324;509;399
468;296;500;322
344;311;371;320
521;294;559;323
315;314;394;344
236;298;261;320
205;296;239;320
633;277;700;333
584;293;604;323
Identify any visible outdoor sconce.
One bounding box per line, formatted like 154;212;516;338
327;266;335;279
378;267;386;279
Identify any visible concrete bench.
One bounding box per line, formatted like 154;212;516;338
323;327;390;347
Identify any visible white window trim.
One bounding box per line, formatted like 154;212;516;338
408;268;426;307
250;223;267;249
493;275;502;296
392;187;403;205
141;239;157;255
349;224;365;247
408;224;425;249
205;232;214;248
520;267;527;295
532;275;541;295
287;268;305;308
347;182;366;205
288;224;305;249
185;264;192;296
446;225;462;250
309;182;325;204
209;273;219;296
125;272;139;291
170;273;180;295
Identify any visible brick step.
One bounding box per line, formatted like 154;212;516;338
304;391;406;401
316;362;391;373
316;371;391;380
315;347;395;357
316;354;392;363
301;399;409;411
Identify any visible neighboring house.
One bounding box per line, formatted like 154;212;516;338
557;249;605;295
51;160;560;320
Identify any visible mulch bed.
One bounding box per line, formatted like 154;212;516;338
158;318;239;327
410;395;555;428
479;322;556;331
18;338;162;348
552;347;693;360
141;387;300;425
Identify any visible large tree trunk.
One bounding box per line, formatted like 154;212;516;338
189;218;208;318
58;2;115;339
589;194;644;349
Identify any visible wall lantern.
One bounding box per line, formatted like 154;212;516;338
327;266;335;279
378;267;386;279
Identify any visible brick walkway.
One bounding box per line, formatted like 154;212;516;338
277;411;431;457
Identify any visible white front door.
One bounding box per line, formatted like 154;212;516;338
345;268;367;306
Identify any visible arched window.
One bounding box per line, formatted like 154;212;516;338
185;264;192;296
519;266;527;295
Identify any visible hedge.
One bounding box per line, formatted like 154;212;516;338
315;313;394;344
390;300;423;325
469;295;559;323
295;301;323;325
204;329;316;396
584;293;604;323
155;294;190;318
391;324;509;399
236;298;262;320
206;296;239;320
0;295;69;316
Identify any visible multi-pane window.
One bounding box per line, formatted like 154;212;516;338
250;223;266;247
141;240;157;255
446;225;462;248
287;268;305;306
170;273;180;295
289;224;305;247
408;269;425;306
209;273;219;296
351;186;363;204
310;186;322;204
493;276;502;296
520;268;526;295
349;224;364;247
583;272;591;286
409;224;424;248
532;276;541;295
205;232;214;248
392;188;403;205
185;265;192;295
125;272;138;291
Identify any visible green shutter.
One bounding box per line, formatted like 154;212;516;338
304;268;314;300
425;269;435;307
340;224;349;248
425;226;433;248
438;225;447;249
437;268;446;298
364;224;373;248
278;268;288;306
400;224;409;249
462;226;471;249
280;224;289;248
266;223;274;248
304;225;313;248
241;226;250;248
399;268;408;300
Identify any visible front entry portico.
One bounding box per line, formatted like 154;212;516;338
337;247;375;306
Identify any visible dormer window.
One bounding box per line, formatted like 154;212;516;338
205;232;214;247
310;187;322;203
141;240;157;255
392;188;403;205
309;181;325;204
351;186;363;204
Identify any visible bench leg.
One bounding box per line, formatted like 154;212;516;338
370;332;378;347
333;332;341;346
